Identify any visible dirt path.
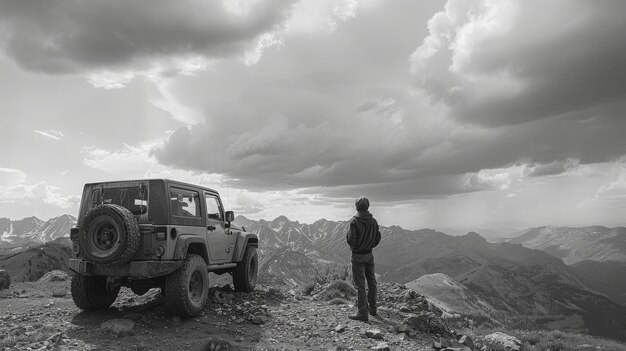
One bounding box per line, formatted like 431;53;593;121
0;277;436;351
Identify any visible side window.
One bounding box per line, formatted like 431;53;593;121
205;195;222;220
170;187;200;218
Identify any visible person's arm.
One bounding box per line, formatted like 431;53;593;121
346;221;357;250
374;222;381;247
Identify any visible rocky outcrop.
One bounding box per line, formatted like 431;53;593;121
0;269;10;290
38;270;69;282
404;312;451;335
483;332;521;351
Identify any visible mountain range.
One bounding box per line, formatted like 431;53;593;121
0;214;76;248
510;225;626;264
234;215;626;341
2;213;625;340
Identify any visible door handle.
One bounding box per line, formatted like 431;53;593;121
207;225;216;231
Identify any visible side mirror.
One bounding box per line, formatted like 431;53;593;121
225;211;235;222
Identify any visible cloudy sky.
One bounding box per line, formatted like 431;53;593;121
1;0;626;230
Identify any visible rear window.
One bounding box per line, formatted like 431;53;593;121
91;186;149;215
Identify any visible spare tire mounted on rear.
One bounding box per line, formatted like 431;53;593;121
80;204;140;266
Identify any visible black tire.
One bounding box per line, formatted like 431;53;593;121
80;204;140;266
233;246;258;292
71;274;120;311
164;254;208;317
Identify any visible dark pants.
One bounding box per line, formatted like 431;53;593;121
351;252;376;314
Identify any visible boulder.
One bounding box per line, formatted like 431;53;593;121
51;287;67;297
374;342;390;351
365;329;384;340
0;269;10;290
404;312;451;335
484;332;521;351
38;270;70;282
458;335;474;348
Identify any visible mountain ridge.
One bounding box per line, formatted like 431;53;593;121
0;214;76;248
509;225;626;264
234;215;626;340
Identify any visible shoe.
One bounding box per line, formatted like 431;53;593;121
348;313;368;322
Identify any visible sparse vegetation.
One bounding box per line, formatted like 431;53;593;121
444;311;501;330
313;262;350;285
317;280;356;301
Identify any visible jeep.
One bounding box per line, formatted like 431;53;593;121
68;179;258;317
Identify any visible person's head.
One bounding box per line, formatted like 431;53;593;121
355;196;370;212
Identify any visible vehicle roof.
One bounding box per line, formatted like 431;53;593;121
83;179;219;194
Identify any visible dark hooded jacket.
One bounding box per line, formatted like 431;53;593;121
346;211;381;254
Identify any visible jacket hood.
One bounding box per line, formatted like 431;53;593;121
353;211;374;222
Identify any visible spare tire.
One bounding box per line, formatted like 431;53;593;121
80;204;140;266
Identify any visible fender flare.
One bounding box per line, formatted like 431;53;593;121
173;235;209;262
232;232;259;262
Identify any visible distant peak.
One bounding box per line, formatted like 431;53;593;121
461;231;487;243
55;214;77;220
19;216;41;222
272;215;291;223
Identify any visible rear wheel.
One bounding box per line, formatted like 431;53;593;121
233;246;258;292
164;254;208;317
71;275;120;311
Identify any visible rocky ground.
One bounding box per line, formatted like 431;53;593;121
1;271;625;351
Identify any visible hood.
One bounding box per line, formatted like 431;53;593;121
353;211;374;223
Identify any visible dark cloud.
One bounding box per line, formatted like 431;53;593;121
410;0;626;126
527;159;579;178
0;0;294;75
147;0;626;201
302;174;497;203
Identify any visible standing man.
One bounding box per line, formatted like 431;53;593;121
346;196;381;321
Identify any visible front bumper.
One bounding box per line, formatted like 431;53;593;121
69;258;184;278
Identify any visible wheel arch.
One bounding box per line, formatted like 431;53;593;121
173;235;209;263
232;232;259;262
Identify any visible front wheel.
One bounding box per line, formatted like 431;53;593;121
164;254;208;317
71;275;120;311
233;246;258;292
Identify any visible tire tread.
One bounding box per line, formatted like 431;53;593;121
71;274;119;311
80;204;140;266
233;246;257;292
164;254;208;317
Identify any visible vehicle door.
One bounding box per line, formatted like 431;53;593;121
204;193;229;263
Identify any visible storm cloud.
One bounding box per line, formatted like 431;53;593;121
152;0;626;199
3;0;626;225
0;0;295;78
410;0;626;126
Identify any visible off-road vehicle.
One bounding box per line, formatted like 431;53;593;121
68;179;258;317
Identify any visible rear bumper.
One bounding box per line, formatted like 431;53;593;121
69;258;184;278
